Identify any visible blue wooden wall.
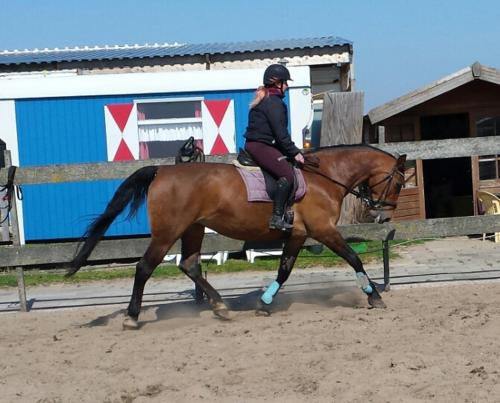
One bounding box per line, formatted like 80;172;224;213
16;90;255;240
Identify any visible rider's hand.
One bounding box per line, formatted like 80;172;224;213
294;153;305;164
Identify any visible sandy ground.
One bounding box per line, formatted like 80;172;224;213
1;280;500;403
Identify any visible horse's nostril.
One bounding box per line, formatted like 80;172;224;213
373;212;391;224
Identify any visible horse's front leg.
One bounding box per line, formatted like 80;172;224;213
257;236;306;314
314;229;386;308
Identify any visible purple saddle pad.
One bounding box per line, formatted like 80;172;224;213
237;167;306;202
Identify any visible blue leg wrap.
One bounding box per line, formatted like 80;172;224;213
261;281;280;305
356;272;373;294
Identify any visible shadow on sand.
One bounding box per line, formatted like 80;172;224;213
81;284;365;329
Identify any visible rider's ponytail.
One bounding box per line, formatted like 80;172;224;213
249;86;269;109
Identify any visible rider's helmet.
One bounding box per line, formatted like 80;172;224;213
263;64;292;86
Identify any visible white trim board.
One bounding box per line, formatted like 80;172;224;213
0;66;311;100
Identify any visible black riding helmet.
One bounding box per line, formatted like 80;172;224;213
263;64;292;86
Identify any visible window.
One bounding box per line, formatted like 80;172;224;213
136;98;204;159
0;138;5;168
477;116;500;182
403;160;417;188
386;124;414;142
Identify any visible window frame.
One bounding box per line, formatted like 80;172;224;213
134;97;204;126
475;114;500;183
133;97;205;160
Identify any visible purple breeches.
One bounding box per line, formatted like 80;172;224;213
244;141;295;185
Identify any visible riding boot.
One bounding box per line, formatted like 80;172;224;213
269;177;293;231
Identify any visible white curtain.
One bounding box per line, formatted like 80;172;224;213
138;123;203;142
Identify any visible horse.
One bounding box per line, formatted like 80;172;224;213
67;144;406;329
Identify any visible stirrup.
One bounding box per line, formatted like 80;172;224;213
269;216;293;231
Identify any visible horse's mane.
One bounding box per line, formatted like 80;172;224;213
304;143;396;160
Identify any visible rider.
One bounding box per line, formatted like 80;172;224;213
244;63;305;231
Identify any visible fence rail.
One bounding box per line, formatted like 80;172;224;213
1;215;500;268
1;136;499;185
2;135;500;311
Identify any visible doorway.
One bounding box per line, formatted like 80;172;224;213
421;114;473;218
0;138;5;168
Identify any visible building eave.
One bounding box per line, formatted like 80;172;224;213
368;62;500;125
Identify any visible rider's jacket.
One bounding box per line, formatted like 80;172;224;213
244;91;300;158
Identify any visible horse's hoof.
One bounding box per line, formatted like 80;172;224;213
213;302;232;321
123;316;140;330
255;300;272;316
368;295;387;309
255;308;272;317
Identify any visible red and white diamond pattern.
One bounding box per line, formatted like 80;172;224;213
104;99;235;161
201;99;235;155
104;103;138;161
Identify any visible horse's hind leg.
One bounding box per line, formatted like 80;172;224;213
316;230;385;308
180;224;230;320
124;239;173;329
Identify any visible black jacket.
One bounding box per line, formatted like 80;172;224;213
244;94;300;157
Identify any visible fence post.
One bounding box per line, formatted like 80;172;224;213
4;150;28;312
382;229;396;291
320;92;365;225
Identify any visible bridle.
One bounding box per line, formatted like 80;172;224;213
354;166;405;210
175;136;205;164
301;155;405;211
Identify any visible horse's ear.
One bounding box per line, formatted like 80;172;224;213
397;154;407;170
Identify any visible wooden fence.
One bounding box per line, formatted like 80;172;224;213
1;135;500;311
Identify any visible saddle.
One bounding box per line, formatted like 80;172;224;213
235;149;301;226
236;148;300;200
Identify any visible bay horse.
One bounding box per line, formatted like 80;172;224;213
67;145;406;329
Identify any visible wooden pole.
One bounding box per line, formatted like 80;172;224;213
320;91;365;225
378;126;386;144
4;150;28;312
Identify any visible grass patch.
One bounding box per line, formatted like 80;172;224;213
0;240;424;288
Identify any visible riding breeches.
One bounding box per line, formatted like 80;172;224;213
244;141;295;185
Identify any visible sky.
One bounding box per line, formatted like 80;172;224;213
0;0;499;111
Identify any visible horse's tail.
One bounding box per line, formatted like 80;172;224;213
66;166;159;276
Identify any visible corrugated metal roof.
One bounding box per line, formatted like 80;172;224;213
0;36;352;66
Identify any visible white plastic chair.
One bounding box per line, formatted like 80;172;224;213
477;190;500;243
246;249;283;263
163;227;229;265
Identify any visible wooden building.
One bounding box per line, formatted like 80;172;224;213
366;62;500;221
0;36;354;242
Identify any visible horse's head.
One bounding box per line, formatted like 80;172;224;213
361;153;406;223
303;146;407;223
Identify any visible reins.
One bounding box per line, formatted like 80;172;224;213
0;165;23;224
175;136;205;164
300;154;403;210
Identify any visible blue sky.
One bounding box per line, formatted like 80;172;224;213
0;0;499;110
